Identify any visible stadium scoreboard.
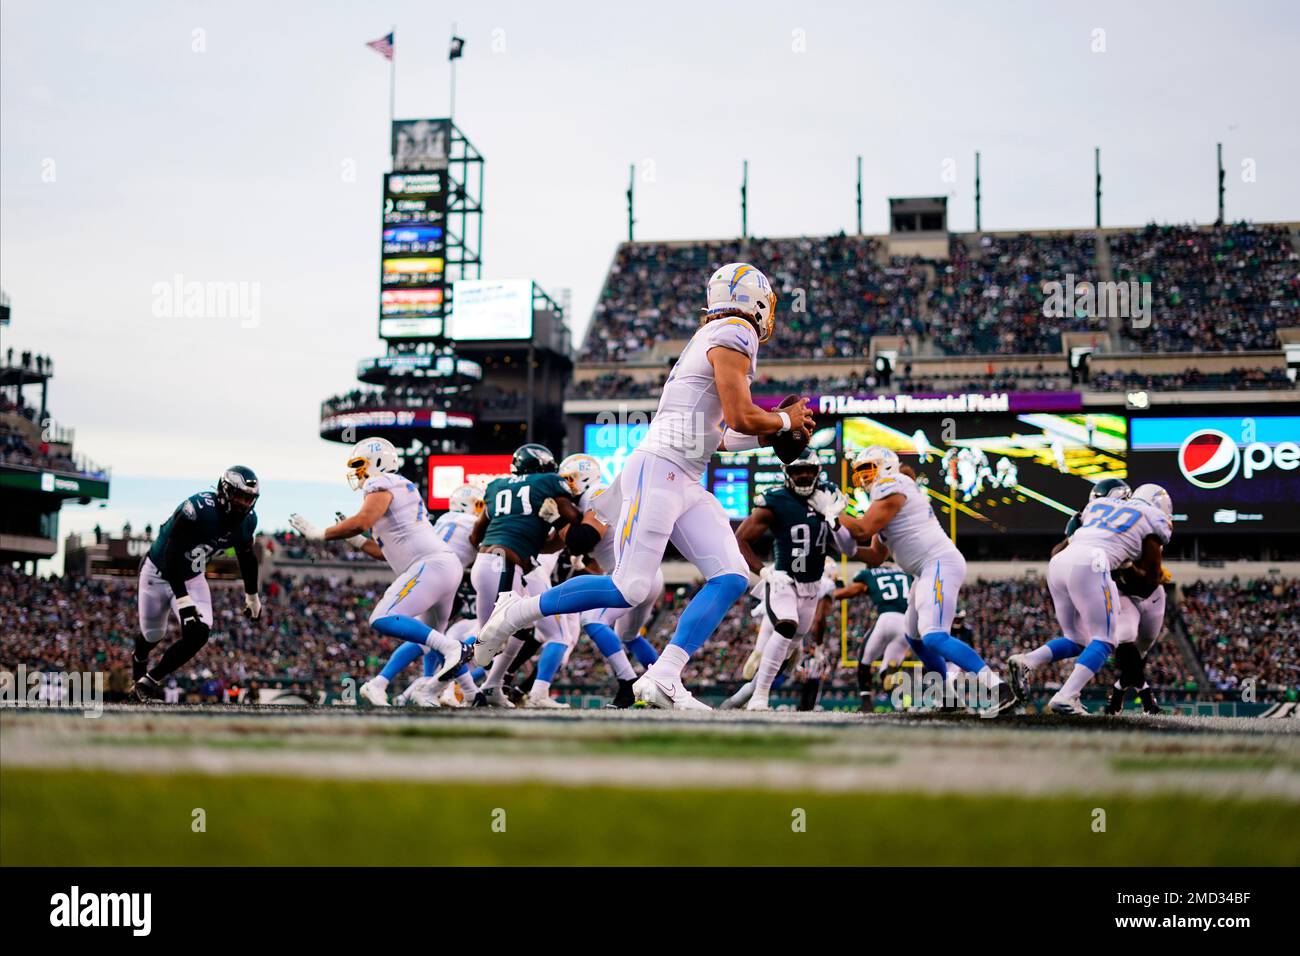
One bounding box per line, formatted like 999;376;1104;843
380;172;447;340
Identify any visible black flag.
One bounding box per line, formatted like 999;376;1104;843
449;36;465;60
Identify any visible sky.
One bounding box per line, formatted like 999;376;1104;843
2;0;1299;562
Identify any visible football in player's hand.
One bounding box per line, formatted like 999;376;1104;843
770;394;811;464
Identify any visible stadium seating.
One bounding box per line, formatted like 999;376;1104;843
575;223;1298;362
1179;577;1298;698
1110;222;1299;352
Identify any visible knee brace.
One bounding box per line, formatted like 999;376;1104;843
772;618;798;641
1114;642;1145;688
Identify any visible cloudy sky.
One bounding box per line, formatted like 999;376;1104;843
2;0;1298;552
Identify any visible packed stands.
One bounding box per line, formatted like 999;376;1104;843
575;223;1298;363
925;232;1103;355
1088;366;1294;392
5;563;1292;704
581;235;925;362
1110;222;1299;352
1179;577;1298;699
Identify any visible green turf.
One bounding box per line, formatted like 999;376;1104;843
3;768;1297;866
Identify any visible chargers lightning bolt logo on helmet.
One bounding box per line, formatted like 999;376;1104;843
1178;429;1239;489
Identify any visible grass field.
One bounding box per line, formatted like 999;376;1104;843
3;706;1298;866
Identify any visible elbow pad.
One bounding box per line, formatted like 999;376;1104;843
564;522;601;556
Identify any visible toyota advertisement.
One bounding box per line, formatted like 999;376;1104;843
1129;415;1300;531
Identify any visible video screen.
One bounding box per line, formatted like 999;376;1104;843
712;467;750;520
841;412;1128;534
1129;414;1300;532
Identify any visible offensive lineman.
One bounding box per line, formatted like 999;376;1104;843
844;446;1017;715
560;452;653;709
733;452;856;711
132;466;263;702
1008;481;1174;715
288;437;472;705
359;482;486;706
475;263;815;709
468;442;593;707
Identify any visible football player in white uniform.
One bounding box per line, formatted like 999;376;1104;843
1009;482;1173;715
844;446;1016;715
391;484;485;705
560;453;653;708
394;617;480;707
288;437;472;706
475;263;814;709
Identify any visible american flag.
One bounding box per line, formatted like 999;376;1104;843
366;32;394;61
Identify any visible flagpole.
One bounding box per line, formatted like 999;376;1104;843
388;26;396;167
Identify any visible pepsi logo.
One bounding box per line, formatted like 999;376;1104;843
1178;429;1238;489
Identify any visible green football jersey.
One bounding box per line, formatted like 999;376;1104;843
854;566;911;615
147;491;257;584
482;472;573;564
755;485;835;584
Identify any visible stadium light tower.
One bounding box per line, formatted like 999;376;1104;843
1217;142;1226;225
740;160;749;239
1094;147;1102;228
627;164;636;242
975;151;982;232
856;155;863;235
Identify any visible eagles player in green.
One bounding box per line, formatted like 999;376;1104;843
734;449;856;710
833;562;912;711
467;443;596;706
132;466;262;702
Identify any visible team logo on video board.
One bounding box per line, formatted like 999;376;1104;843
1178;429;1238;489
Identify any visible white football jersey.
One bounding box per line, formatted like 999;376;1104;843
870;472;958;577
363;472;447;575
637;317;760;480
579;483;618;571
1063;498;1172;569
433;510;479;569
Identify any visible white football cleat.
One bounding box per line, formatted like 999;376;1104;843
406;679;442;708
1048;692;1090;716
475;686;516;709
632;674;711;711
359;679;389;707
744;695;771;712
429;634;471;681
474;592;524;666
527;693;569;709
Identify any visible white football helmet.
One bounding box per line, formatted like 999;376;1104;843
449;483;485;515
559;453;603;498
851;446;901;489
347;437;401;490
1131;483;1173;517
705;263;777;343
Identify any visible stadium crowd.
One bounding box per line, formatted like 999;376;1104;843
925;232;1104;355
575;223;1296;362
1178;577;1298;699
1088;366;1294;392
1110;222;1299;353
580;235;926;362
4;564;1293;705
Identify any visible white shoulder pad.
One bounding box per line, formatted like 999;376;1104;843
870;474;909;501
363;472;399;494
705;317;759;362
